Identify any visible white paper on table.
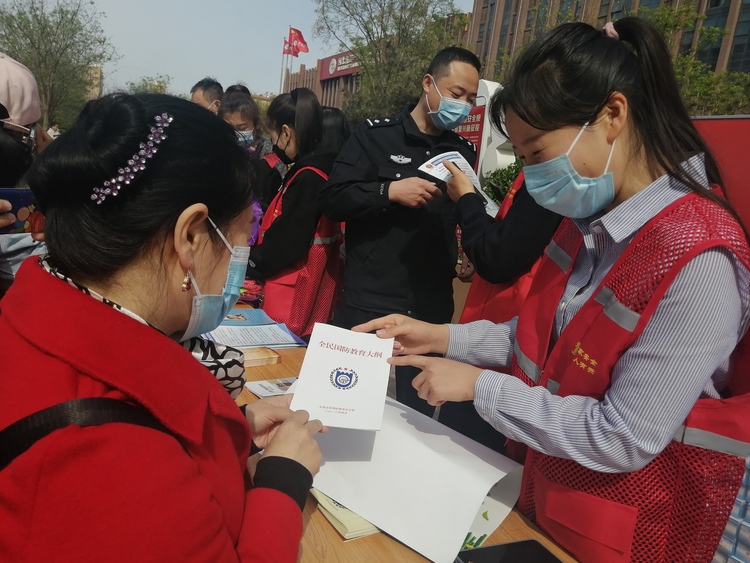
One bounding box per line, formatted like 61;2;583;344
290;323;393;430
313;398;523;563
205;324;302;348
245;377;297;398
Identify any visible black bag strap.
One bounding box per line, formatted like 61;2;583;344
0;398;181;471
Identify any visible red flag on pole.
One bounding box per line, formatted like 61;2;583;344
282;38;297;56
288;28;309;54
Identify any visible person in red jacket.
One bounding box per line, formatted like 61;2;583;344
0;93;324;562
355;17;750;563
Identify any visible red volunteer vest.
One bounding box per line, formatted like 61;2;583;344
257;166;342;337
460;172;539;323
510;193;750;563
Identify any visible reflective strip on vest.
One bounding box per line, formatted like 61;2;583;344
594;287;641;332
312;234;342;245
673;425;750;458
514;340;542;383
546;379;561;395
545;241;572;273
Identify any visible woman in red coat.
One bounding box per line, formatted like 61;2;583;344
0;93;324;562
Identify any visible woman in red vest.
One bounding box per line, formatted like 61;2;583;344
357;17;750;563
247;88;342;339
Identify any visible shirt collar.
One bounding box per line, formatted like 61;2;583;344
575;154;706;243
401;104;451;146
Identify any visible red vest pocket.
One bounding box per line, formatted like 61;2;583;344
533;468;637;563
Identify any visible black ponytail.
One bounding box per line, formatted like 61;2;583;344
266;87;322;158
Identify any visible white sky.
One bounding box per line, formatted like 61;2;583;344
94;0;475;97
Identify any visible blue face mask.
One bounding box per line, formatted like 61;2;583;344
236;129;254;148
180;218;252;341
426;77;472;131
523;123;617;219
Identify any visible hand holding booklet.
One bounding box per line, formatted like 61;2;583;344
418;151;500;216
289;323;393;430
418;150;481;191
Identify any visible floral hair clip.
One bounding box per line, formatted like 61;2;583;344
91;112;173;204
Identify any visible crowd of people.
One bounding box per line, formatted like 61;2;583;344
0;15;748;563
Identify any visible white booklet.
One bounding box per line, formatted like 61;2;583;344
418;151;500;216
289;323;393;430
312;398;523;563
418;150;481;190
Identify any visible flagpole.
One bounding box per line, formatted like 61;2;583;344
286;26;293;92
279;37;285;94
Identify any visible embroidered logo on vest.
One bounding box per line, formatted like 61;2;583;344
572;341;598;375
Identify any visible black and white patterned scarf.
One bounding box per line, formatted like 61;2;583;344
40;257;246;398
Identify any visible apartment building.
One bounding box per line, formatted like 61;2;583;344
467;0;750;79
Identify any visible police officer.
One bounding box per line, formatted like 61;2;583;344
320;47;480;415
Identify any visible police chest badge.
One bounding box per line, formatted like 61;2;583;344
330;367;358;390
390;154;412;165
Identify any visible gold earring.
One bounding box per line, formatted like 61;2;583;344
181;271;192;292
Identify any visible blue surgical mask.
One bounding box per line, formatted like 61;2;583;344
236;129;254;148
426;76;472;130
524;123;617;219
180;218;252;341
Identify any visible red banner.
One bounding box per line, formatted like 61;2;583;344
282;38;297;56
693;117;750;227
289;28;309;54
455;105;486;171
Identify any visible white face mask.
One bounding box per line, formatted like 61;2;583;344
180;217;251;341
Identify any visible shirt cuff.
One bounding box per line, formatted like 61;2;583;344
253;456;313;511
473;369;510;427
446;323;471;361
379;181;391;209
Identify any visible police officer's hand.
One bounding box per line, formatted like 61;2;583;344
388;177;442;208
457;258;475;282
445;160;476;202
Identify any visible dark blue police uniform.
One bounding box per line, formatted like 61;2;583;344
320;106;475;415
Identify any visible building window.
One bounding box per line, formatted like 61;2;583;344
610;0;632;19
728;1;750;72
697;0;731;69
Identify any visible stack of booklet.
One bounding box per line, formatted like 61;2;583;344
311;488;380;541
204;308;305;351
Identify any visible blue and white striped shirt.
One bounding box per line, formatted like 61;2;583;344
447;155;750;473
